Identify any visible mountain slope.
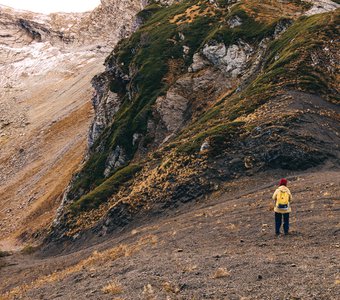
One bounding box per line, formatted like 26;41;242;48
0;1;339;299
49;0;340;243
0;0;143;249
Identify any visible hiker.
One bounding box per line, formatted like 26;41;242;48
272;178;292;236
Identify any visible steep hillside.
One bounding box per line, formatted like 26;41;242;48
0;1;339;299
49;0;340;243
0;0;143;249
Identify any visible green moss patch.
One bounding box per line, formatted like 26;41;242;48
177;121;245;154
70;164;142;213
212;8;278;45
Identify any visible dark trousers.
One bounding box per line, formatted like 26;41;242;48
275;212;289;234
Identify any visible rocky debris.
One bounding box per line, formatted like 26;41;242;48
153;0;181;6
237;91;340;171
0;3;337;298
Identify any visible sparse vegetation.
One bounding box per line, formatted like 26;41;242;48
177;121;245;154
102;281;124;295
261;12;338;99
67;0;224;207
162;281;181;294
2;236;157;299
21;245;39;255
2;2;340;299
70;164;142;213
212;267;230;278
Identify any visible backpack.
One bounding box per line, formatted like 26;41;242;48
276;190;289;209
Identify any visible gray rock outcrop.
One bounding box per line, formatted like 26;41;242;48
202;41;253;77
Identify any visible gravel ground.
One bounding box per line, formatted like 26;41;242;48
1;169;339;300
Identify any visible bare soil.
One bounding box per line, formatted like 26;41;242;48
0;168;339;300
0;56;106;249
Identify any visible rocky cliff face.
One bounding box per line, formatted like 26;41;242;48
47;0;339;243
0;0;144;248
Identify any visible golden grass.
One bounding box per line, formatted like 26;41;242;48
240;0;307;23
142;283;156;300
170;1;215;25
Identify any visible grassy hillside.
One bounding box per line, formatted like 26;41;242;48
50;0;339;237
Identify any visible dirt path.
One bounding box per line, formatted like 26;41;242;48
0;169;339;299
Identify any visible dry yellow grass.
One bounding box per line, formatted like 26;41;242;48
182;264;198;273
102;281;124;295
170;1;215;25
142;283;156;300
240;0;307;23
212;267;230;279
162;281;180;294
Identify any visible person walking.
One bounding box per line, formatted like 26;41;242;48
272;178;292;236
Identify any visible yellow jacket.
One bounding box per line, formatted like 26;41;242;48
272;185;292;213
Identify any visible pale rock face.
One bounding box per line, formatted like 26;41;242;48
103;146;126;177
155;90;189;133
227;15;242;28
183;45;190;55
188;53;210;72
89;75;122;147
305;0;339;16
202;43;226;65
202;41;253;77
133;133;143;146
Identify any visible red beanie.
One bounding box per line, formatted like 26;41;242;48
279;178;287;186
